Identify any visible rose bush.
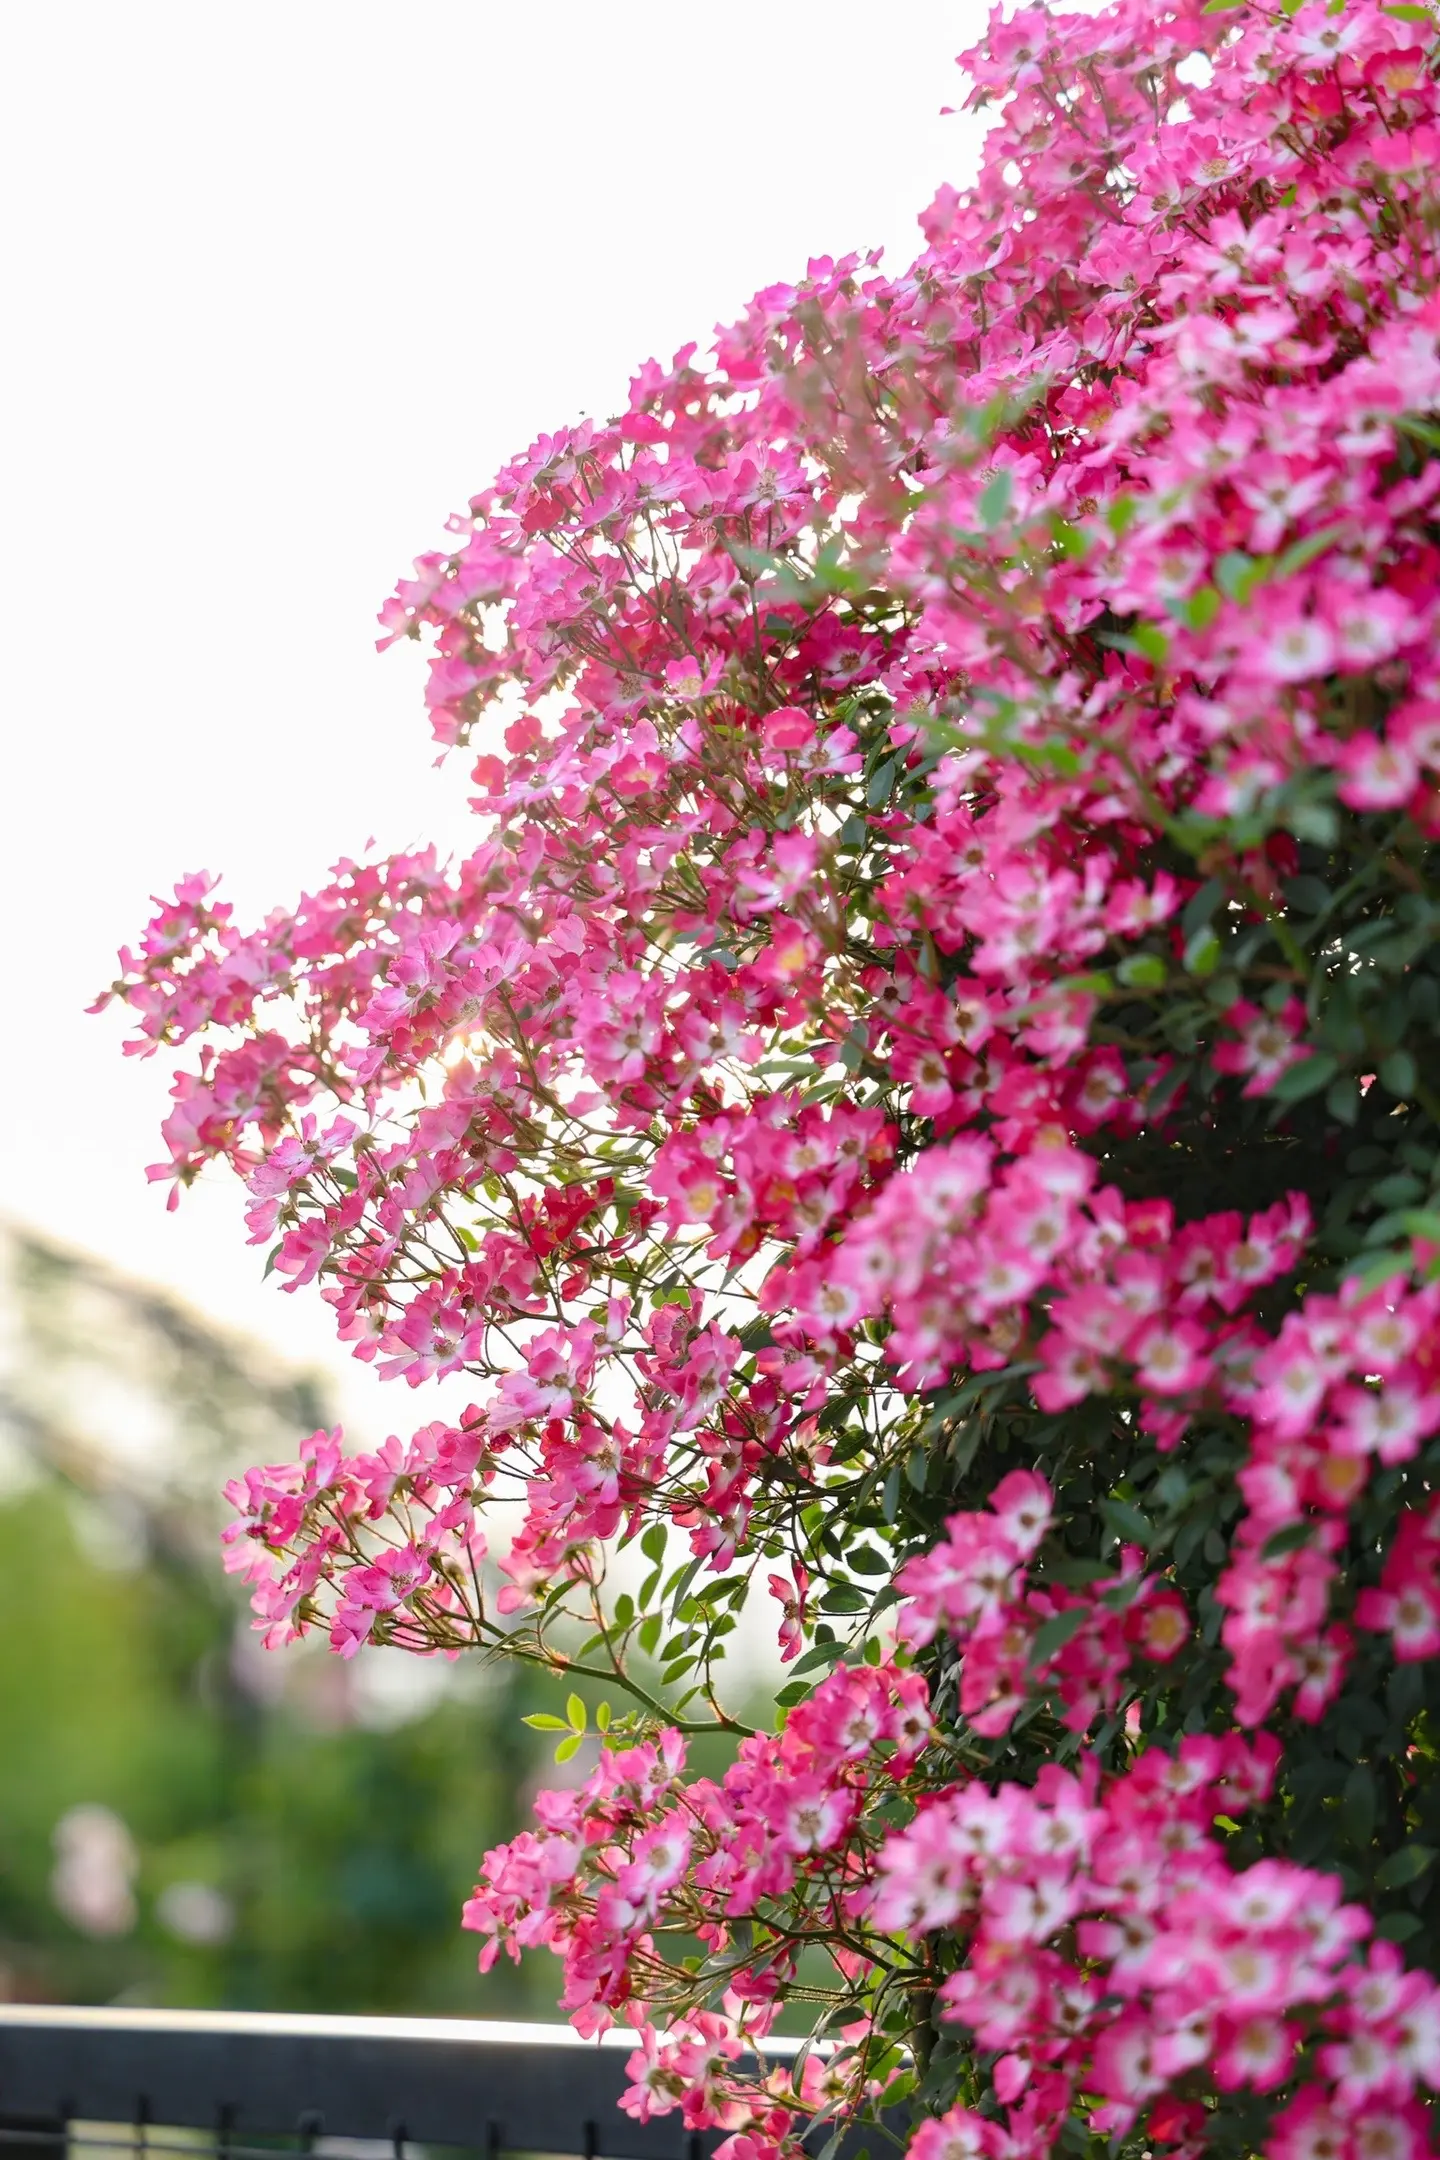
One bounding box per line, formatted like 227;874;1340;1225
101;1;1440;2154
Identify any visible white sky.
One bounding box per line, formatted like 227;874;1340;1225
2;1;986;1433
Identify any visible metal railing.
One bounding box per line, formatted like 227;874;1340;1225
0;2009;834;2160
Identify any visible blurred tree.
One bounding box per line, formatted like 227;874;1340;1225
0;1221;554;2012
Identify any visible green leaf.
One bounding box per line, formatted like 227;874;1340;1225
1048;1558;1114;1587
1261;1520;1317;1560
1214;550;1264;600
774;1680;811;1709
978;470;1013;527
641;1522;667;1563
1179;583;1221;631
1028;735;1082;777
1375;1842;1435;1890
553;1732;585;1764
1343;1765;1376;1848
1285;795;1340;848
566;1692;587;1731
1272;522;1351;580
1345;1247;1413;1292
866;757;898;808
1102;1497;1155;1548
1132;621;1171;666
522;1713;570;1731
848;1545;891;1576
1376;1911;1425;1942
1117;952;1166;990
1284;874;1331;915
1047;515;1089;560
1203;0;1248;10
1382;3;1435;19
1182;877;1225;939
1380;1049;1418;1100
669;1555;704;1616
838;1020;869;1075
1154;1466;1191;1509
1398;414;1440;452
1266;1052;1337;1102
948;1417;984;1477
819;1583;868;1614
1029;1605;1091;1670
595;1700;611;1732
789;1638;847;1676
1185;927;1221;977
1327;1074;1360;1126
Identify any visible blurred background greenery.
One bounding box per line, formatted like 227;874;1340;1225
0;1221;561;2015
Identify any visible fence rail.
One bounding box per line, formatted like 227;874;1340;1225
0;2010;834;2160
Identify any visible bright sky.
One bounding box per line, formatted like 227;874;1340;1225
2;0;986;1430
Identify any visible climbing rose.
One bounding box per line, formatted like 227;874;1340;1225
103;2;1440;2157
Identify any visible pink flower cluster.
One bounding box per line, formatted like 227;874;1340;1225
876;1735;1440;2160
895;1471;1189;1735
463;1661;928;2046
1219;1276;1440;1724
1358;1497;1440;1666
103;0;1440;2154
220;1417;492;1653
476;1703;1440;2160
105;0;1440;1688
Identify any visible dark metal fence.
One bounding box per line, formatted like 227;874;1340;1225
0;2010;830;2160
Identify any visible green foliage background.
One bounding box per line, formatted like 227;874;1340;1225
0;1226;563;2014
0;1467;567;2013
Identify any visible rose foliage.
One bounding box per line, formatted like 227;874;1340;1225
102;1;1440;2156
